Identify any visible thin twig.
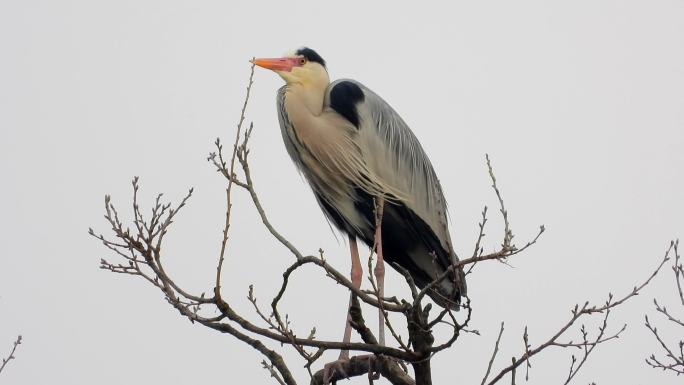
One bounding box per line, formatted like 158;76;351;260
481;323;505;385
0;335;22;375
262;360;288;385
215;62;256;298
645;240;684;375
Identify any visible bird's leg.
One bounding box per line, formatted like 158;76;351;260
323;236;362;384
374;198;386;346
340;236;363;358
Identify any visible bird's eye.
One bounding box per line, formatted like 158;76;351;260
299;57;307;65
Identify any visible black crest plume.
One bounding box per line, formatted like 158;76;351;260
296;47;326;68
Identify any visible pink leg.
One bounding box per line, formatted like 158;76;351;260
340;236;363;358
324;237;362;384
374;199;386;346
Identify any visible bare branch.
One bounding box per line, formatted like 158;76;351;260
673;240;684;306
467;206;489;275
262;360;288;385
414;155;545;309
0;335;22;375
210;131;305;260
481;323;505;385
653;299;684;328
645;239;684;375
94;146;552;385
563;306;619;384
215;62;256;299
485;154;514;252
273;255;406;314
645;315;684;374
486;245;671;384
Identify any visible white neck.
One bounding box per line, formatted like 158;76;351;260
283;65;330;116
287;83;326;115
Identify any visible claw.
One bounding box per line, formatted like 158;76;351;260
322;354;380;385
323;358;349;385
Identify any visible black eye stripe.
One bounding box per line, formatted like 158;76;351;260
295;47;326;68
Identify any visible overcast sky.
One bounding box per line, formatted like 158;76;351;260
1;1;683;384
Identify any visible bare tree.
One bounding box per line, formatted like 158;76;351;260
90;67;673;385
645;240;684;375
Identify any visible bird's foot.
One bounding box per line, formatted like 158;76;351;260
322;357;349;385
322;354;379;385
358;354;382;381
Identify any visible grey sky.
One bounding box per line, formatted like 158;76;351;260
1;1;683;384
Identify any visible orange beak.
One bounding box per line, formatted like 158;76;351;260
251;57;301;72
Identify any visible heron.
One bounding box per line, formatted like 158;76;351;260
252;47;466;363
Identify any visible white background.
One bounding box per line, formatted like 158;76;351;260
1;1;683;384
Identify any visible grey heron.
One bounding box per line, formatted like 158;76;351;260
252;47;466;357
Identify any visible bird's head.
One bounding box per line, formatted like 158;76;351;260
251;47;329;87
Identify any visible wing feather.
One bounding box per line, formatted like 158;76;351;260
325;79;455;262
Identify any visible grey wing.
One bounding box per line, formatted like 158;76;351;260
327;79;456;261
